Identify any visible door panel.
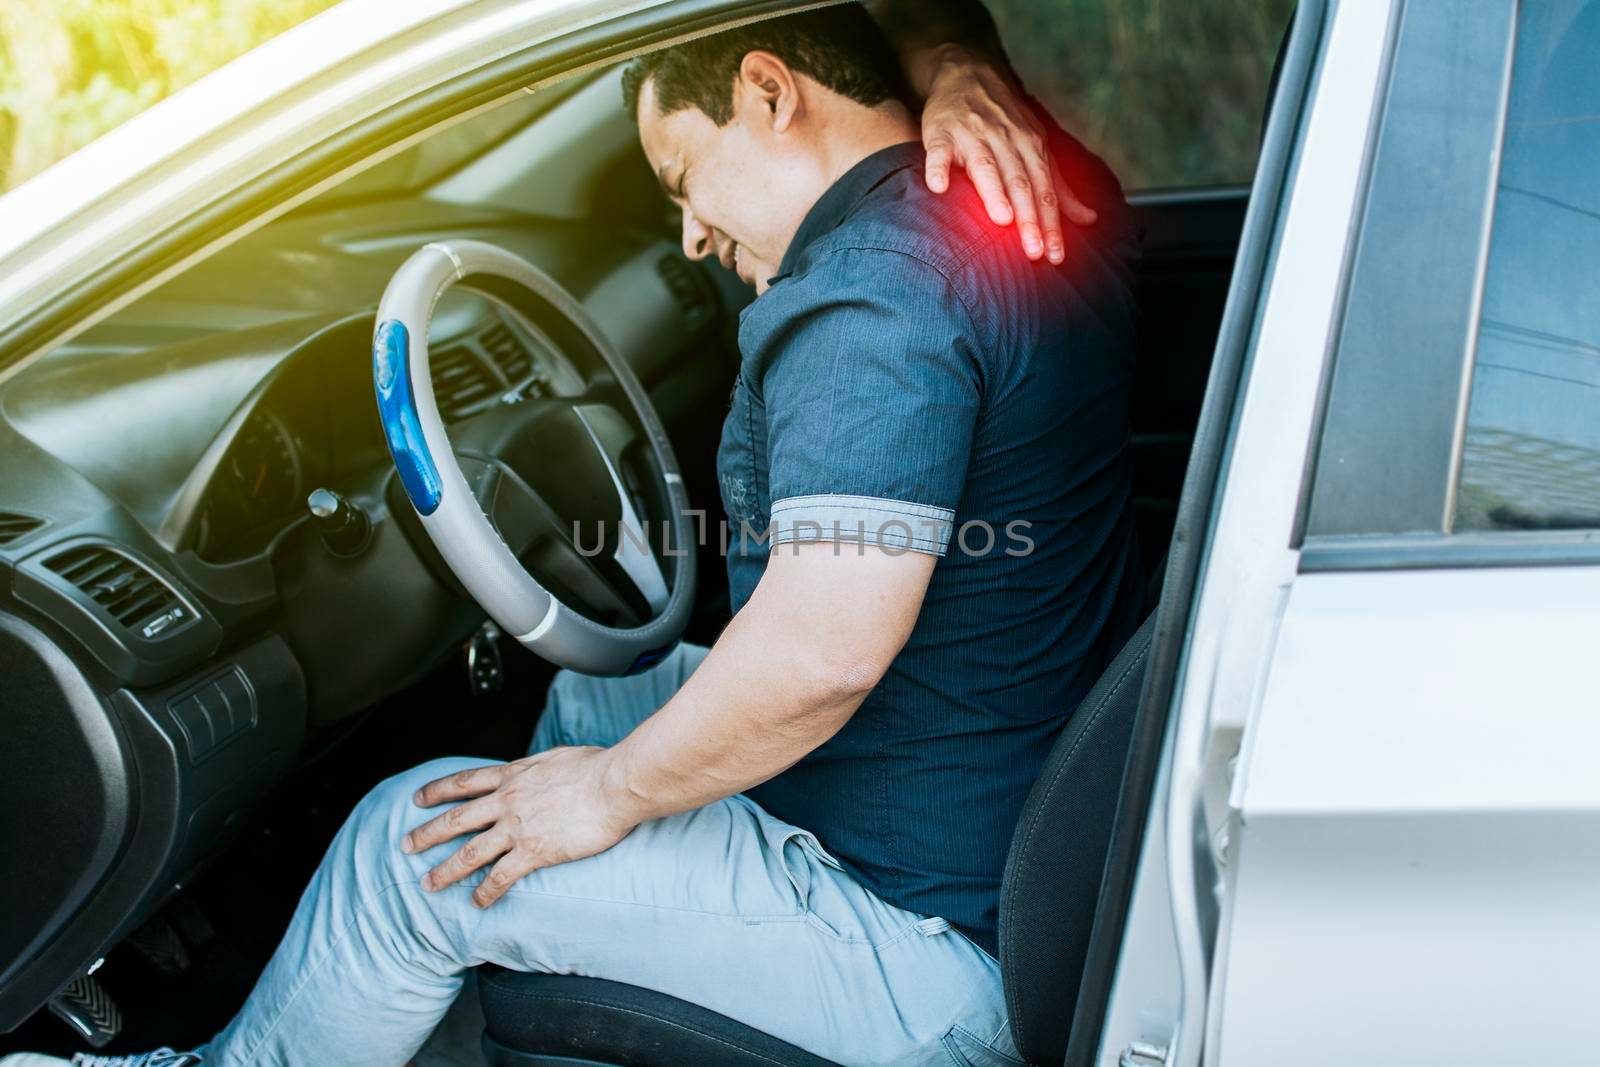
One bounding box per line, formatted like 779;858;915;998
1217;566;1600;1065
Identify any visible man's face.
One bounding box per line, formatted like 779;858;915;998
636;74;817;294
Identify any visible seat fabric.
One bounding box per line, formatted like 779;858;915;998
478;968;837;1067
999;616;1154;1064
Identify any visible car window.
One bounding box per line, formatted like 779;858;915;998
987;0;1295;190
1453;1;1600;532
0;1;340;195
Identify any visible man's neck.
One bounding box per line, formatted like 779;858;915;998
762;100;920;286
813;104;920;194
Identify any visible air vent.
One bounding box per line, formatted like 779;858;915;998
657;255;710;318
46;545;189;640
479;321;534;384
430;343;497;420
0;512;44;546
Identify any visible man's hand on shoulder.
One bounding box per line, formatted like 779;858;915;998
920;45;1097;266
402;746;639;908
868;0;1096;265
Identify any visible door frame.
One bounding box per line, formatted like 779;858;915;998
1067;1;1405;1062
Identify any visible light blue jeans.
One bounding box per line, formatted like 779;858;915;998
202;645;1023;1066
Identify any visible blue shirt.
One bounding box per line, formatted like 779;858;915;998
723;141;1142;954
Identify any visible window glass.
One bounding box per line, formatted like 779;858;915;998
987;0;1295;190
0;1;340;195
1454;1;1600;531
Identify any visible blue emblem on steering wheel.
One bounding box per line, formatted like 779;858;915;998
373;318;442;515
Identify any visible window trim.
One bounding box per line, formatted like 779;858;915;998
1300;529;1600;572
1300;0;1519;543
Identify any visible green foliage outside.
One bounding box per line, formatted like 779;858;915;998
0;0;339;193
989;0;1296;189
0;0;1293;197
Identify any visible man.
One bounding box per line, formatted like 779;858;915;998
5;4;1140;1066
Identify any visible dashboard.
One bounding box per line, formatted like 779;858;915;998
186;288;587;563
0;197;734;1032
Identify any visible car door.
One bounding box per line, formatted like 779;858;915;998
1076;1;1598;1064
1213;1;1600;1062
1074;1;1395;1061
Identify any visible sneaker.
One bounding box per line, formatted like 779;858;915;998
0;1050;202;1067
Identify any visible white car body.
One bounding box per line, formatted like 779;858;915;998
1097;1;1600;1064
2;0;1595;1064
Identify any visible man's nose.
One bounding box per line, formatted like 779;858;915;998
681;209;712;261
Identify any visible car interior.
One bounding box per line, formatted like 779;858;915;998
0;11;1293;1063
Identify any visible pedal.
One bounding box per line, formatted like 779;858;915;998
163;893;216;952
47;971;121;1049
466;621;504;696
126;913;191;977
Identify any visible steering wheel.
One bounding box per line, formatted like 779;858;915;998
371;239;694;675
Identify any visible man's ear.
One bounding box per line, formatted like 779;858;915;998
736;50;800;134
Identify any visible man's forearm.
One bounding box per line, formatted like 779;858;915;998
866;0;1013;97
598;545;934;825
599;600;867;823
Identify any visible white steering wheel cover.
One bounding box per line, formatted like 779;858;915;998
373;239;694;675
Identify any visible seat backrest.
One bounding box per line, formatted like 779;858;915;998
997;615;1155;1065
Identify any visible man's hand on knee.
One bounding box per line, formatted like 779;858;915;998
402;746;639;907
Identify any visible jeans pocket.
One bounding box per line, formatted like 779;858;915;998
776;828;920;947
742;798;924;948
791;827;844;872
745;801;841;906
774;830;866;943
941;1023;1028;1067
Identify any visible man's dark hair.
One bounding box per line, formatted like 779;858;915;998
622;5;908;125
